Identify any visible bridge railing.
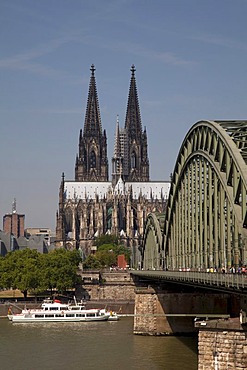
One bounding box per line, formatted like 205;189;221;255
166;271;247;290
131;270;247;290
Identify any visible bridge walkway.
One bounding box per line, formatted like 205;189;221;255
131;270;247;294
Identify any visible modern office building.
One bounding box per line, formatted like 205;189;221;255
25;228;52;246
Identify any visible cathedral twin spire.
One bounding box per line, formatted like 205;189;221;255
83;64;103;138
75;64;108;182
125;64;142;141
75;64;149;183
122;64;149;182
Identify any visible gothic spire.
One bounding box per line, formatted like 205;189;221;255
83;64;102;137
113;115;121;157
123;65;149;182
112;115;123;186
125;64;142;140
75;65;108;181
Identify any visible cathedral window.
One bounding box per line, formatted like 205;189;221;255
90;150;96;168
131;152;136;168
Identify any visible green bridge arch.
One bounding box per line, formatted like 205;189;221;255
143;120;247;271
142;212;165;270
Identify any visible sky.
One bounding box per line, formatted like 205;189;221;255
1;0;247;231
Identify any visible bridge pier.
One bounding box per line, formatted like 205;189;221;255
133;284;233;335
134;286;175;335
195;318;247;369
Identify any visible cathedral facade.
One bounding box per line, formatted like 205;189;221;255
56;65;170;265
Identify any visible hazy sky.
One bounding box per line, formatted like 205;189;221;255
1;0;247;231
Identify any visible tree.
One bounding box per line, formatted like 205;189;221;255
82;254;102;269
82;238;131;269
40;249;82;294
95;235;118;248
114;245;131;264
96;249;116;267
0;249;42;298
0;248;82;297
97;243;130;264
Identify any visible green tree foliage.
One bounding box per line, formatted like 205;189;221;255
82;254;101;270
97;244;115;252
0;249;43;298
40;249;82;293
0;248;82;297
114;245;131;262
98;243;130;264
96;249;116;267
82;235;131;269
94;235;118;248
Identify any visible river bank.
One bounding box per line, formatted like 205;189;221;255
0;270;136;317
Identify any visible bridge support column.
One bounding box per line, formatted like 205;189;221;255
134;286;175;335
195;318;247;369
133;286;231;335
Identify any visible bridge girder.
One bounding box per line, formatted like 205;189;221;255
143;120;247;270
142;213;164;270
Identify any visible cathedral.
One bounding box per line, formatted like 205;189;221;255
56;65;170;265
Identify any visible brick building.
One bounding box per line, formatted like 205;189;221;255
3;199;25;238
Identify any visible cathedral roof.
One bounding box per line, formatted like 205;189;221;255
65;181;112;200
64;181;170;200
128;182;170;199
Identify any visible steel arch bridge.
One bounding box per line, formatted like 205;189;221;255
143;120;247;271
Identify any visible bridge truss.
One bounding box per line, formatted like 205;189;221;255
143;120;247;271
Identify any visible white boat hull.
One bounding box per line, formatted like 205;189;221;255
107;315;119;321
11;314;108;323
9;299;111;323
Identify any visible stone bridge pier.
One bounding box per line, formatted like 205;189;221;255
133;283;239;335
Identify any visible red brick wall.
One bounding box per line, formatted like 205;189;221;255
3;213;25;237
3;215;12;234
118;254;127;269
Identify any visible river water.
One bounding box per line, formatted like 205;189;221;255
0;317;198;370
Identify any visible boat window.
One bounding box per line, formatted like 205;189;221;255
66;314;75;317
45;314;55;317
55;314;63;317
35;314;44;318
87;313;96;317
76;314;85;317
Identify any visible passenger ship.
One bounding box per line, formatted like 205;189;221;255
8;299;113;323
